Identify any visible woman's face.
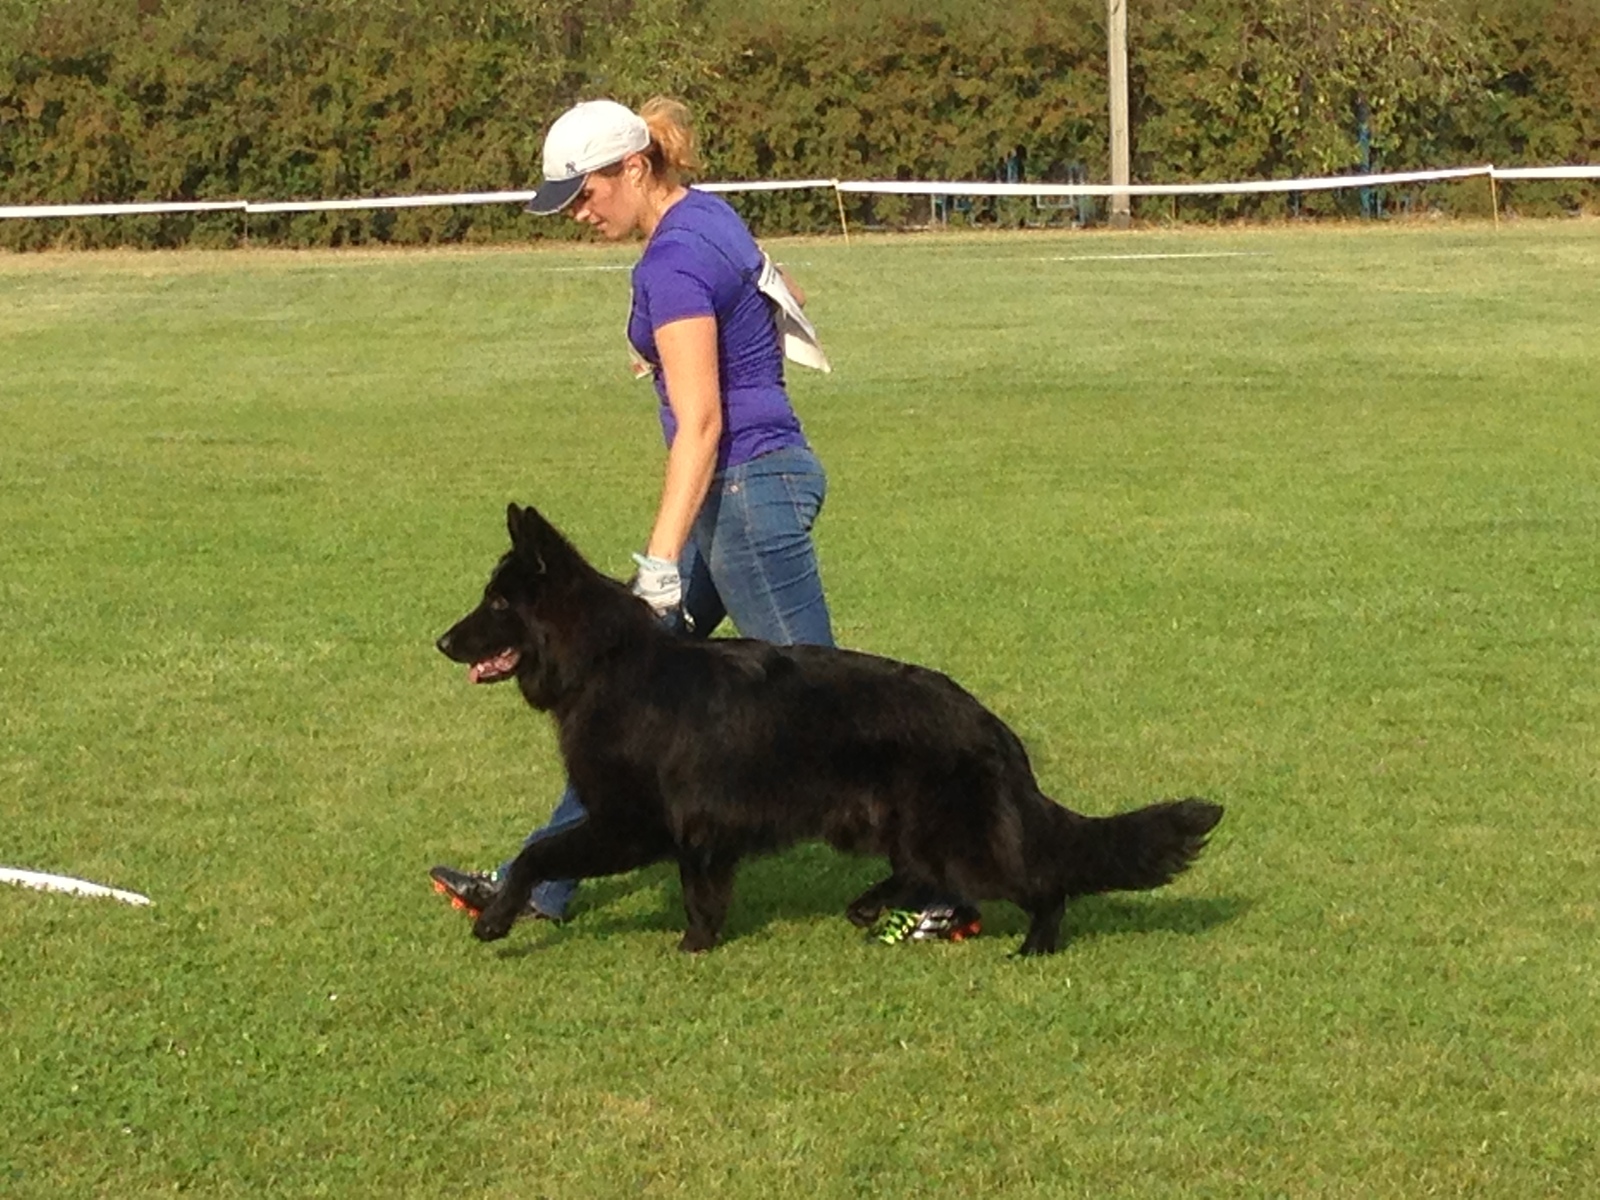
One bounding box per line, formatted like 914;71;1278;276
569;159;643;240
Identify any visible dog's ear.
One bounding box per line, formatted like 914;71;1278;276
506;503;553;573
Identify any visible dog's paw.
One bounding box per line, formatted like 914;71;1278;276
472;911;514;942
677;929;718;954
845;902;883;929
1012;939;1059;958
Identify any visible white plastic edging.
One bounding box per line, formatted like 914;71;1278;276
0;867;152;906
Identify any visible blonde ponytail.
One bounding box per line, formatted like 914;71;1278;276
639;96;701;185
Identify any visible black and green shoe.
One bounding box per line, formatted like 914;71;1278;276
868;905;982;944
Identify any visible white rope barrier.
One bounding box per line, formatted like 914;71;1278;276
1490;165;1600;181
2;163;1595;223
699;178;839;194
0;199;247;219
834;165;1499;197
246;188;535;214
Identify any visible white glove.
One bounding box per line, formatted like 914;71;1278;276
630;553;683;617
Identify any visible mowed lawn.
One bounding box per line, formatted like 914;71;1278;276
2;220;1597;1198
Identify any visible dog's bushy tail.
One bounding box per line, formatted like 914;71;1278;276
1063;798;1223;896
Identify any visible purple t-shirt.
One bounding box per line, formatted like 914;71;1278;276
628;189;808;470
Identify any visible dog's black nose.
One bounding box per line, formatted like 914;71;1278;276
435;633;453;657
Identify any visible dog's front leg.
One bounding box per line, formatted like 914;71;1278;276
472;817;672;942
845;874;910;928
677;851;738;953
473;851;540;942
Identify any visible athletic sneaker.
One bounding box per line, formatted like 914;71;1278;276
428;865;562;923
868;904;982;945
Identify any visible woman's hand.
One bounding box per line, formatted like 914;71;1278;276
630;553;683;616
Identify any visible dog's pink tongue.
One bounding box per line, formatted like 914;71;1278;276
469;650;520;683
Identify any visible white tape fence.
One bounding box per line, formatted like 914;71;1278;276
2;163;1595;230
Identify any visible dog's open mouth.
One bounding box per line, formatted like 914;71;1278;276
469;649;521;684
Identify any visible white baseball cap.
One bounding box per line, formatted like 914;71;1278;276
526;100;650;215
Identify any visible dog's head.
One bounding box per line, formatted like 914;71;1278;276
434;503;573;686
436;503;650;706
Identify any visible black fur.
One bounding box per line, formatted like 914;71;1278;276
437;504;1223;955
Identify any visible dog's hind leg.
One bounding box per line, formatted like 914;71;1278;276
474;819;672;942
1016;893;1068;957
678;851;740;953
681;857;742;960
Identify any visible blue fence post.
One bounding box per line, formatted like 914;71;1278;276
1358;100;1380;219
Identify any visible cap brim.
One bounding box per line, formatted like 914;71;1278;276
525;175;585;216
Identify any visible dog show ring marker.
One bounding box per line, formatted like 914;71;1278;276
0;867;152;907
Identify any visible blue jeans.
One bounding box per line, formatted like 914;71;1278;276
509;445;834;917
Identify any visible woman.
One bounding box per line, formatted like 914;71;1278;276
430;98;978;944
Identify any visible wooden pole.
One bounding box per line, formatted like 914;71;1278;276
1107;0;1132;229
833;181;851;245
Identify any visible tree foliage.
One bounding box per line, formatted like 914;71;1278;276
0;0;1593;246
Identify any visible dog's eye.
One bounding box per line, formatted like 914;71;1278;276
489;596;509;611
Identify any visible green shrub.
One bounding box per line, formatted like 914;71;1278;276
0;0;1593;246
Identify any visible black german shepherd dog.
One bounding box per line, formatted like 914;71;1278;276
437;504;1222;955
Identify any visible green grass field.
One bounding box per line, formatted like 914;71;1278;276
3;220;1598;1197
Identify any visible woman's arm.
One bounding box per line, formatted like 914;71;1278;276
646;314;722;562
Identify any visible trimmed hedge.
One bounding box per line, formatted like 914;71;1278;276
0;0;1595;246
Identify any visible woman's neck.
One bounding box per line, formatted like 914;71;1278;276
639;183;690;239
